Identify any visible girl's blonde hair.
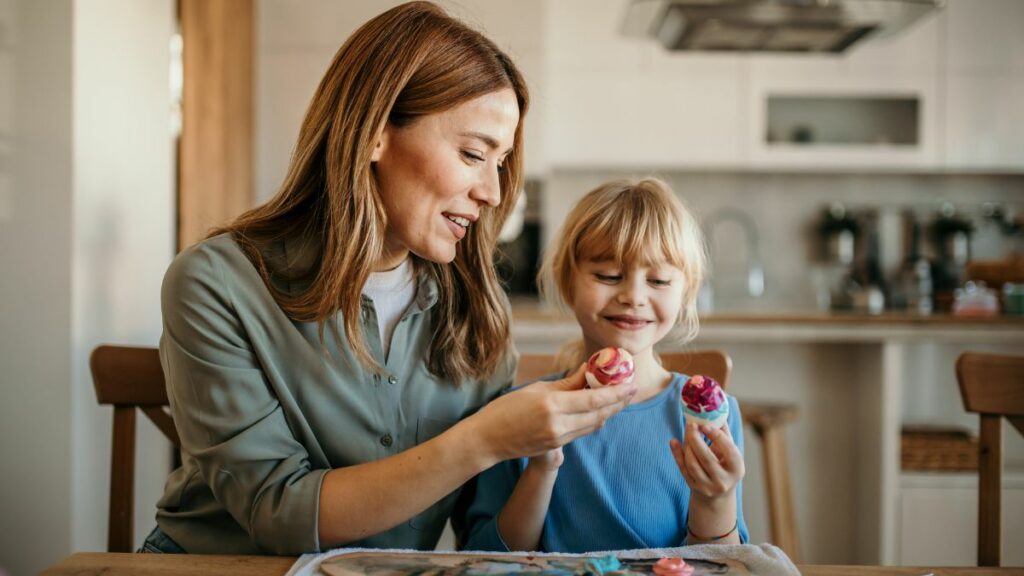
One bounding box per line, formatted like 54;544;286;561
210;2;528;382
539;178;707;368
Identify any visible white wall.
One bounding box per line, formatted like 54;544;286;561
0;1;174;574
255;0;547;202
70;0;175;555
0;2;74;575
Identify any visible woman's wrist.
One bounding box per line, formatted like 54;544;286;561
447;415;503;471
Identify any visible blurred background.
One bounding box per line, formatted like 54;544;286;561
1;1;1022;574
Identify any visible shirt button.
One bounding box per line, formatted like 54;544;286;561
380;433;393;447
388;375;398;385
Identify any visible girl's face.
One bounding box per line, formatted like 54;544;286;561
570;258;685;357
372;88;519;270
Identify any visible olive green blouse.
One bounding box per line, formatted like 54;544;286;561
155;234;514;555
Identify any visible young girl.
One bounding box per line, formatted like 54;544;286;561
463;178;748;552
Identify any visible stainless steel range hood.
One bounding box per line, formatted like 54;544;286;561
622;0;942;53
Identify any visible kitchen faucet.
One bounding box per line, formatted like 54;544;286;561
702;207;765;310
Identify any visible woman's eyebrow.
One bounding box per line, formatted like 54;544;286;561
461;131;513;155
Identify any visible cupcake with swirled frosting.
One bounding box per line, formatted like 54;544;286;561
680;374;729;429
584;347;634;389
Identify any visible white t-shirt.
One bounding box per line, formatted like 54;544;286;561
361;258;417;360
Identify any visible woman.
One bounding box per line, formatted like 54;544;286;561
143;1;637;555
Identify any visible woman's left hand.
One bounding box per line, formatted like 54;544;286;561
670;420;745;501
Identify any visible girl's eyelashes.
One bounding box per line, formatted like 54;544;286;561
592;271;672;286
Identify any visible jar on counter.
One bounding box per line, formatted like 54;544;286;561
1004;282;1024;316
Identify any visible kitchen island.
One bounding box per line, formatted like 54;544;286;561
512;304;1024;565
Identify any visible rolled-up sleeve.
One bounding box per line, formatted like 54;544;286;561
461;456;523;552
160;246;325;554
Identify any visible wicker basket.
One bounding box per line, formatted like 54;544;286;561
901;425;979;472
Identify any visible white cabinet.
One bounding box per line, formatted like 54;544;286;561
545;0;743;169
744;73;941;170
942;0;1024;170
742;13;943;170
898;473;1024;566
542;0;1024;173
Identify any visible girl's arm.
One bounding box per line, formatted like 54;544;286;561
670;414;747;545
494;449;562;550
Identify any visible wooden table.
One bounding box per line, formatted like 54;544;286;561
40;552;1022;575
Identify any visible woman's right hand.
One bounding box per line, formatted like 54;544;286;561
468;364;638;464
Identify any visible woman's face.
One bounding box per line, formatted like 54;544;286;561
372;88;519;269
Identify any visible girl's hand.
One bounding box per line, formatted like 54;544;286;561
670;420;745;502
470;364;637;464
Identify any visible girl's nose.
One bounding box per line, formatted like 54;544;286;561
617;278;648;306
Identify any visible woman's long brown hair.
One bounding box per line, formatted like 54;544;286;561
210;2;528;382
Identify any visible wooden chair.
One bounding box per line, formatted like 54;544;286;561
956;352;1024;567
91;345;180;553
518;350;801;561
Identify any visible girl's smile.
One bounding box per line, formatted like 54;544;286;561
603;314;654;331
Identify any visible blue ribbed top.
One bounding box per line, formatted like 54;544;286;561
463;373;749;552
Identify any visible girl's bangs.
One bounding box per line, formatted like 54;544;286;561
572;193;686;270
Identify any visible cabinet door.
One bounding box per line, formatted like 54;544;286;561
545;0;742;168
942;0;1024;170
944;76;1024;170
548;70;741;168
899;480;1024;566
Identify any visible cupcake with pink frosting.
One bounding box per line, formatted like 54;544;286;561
584;347;634;389
653;557;694;576
681;374;729;429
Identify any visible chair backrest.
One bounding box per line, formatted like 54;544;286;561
517;349;732;389
955;352;1024;567
91;345;180;553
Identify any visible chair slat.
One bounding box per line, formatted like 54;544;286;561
141;407;182;448
108;407;136;553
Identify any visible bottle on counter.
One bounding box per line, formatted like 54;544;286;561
895;211;933;315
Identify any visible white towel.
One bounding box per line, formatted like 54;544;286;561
285;544;800;576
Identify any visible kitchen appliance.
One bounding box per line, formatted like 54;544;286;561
929;203;974;311
818;202;858;266
622;0;942;53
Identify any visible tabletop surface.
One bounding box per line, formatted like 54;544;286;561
39;552;1022;576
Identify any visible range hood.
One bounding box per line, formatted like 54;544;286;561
622;0;942;53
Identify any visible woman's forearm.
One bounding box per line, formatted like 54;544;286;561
496;465;558;551
317;415;498;547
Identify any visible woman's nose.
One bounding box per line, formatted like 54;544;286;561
470;166;501;207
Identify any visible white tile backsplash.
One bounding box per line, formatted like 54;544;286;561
547;170;1024;311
